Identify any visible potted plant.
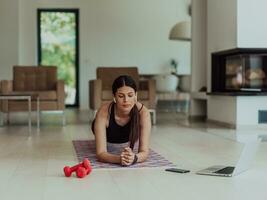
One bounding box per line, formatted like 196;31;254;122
155;59;179;92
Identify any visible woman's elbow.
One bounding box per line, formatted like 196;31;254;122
144;152;149;160
96;152;105;162
139;151;149;162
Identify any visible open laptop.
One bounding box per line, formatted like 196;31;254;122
196;140;260;177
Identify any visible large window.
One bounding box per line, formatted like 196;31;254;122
38;9;79;107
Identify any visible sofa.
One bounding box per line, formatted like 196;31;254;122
0;66;66;126
89;67;157;124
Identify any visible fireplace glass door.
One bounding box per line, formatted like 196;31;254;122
225;54;267;91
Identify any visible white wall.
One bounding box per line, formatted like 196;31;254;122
237;0;267;47
15;0;191;109
207;0;237;92
236;96;267;126
190;0;207;117
191;0;206;92
208;96;237;125
0;0;19;80
206;0;267;127
206;0;238;124
235;0;267;127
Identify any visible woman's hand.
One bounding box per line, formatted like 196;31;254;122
120;147;135;166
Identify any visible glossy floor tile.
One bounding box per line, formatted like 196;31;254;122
0;110;266;200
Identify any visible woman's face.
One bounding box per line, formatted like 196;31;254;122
114;86;137;112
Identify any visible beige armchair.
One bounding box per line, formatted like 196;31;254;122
0;66;65;126
89;67;157;124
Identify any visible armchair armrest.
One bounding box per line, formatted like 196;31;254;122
0;80;13;112
139;79;157;109
0;80;13;94
56;80;65;110
147;79;156;108
0;81;1;112
89;79;102;110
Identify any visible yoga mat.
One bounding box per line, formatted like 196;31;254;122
73;140;175;169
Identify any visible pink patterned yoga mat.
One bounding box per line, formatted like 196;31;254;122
72;140;175;169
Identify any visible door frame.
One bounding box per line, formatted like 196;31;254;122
37;8;80;107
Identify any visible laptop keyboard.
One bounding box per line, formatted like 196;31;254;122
215;166;235;174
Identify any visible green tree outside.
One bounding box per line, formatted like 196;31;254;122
40;12;76;105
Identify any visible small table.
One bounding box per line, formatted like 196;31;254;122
0;93;40;133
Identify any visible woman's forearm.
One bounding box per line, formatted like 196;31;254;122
136;151;149;163
96;152;121;164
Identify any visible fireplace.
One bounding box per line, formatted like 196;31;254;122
211;48;267;94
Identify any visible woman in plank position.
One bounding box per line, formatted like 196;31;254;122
91;75;151;166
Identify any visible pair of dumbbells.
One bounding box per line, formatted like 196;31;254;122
64;159;92;178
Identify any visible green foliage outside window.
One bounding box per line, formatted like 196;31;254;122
40;12;76;88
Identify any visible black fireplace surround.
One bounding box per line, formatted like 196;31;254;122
211;48;267;95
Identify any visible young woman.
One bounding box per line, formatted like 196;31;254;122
91;75;151;166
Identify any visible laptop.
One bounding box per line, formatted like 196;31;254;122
196;140;260;177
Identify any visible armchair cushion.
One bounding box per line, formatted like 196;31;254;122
13;66;57;91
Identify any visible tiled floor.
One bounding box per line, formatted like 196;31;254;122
0;110;266;200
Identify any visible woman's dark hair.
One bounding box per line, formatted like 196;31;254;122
112;75;140;149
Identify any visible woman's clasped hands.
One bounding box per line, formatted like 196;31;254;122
120;147;135;166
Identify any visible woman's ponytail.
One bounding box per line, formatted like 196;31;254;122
129;104;140;149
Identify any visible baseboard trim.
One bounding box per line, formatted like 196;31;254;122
188;115;207;122
207;119;236;129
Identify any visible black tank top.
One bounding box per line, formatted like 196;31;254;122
91;103;143;144
106;103;131;143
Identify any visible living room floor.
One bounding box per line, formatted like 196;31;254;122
0;110;266;200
